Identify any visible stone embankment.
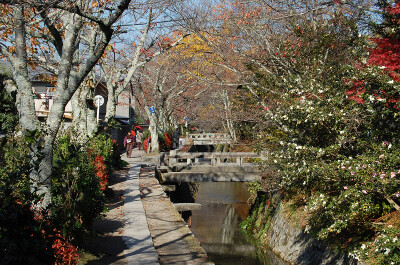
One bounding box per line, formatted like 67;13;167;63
265;203;361;265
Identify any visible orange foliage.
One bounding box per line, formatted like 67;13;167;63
164;132;172;149
143;137;151;152
93;155;109;191
88;148;109;190
52;233;79;265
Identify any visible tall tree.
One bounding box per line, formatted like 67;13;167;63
172;0;373;138
0;0;132;207
133;42;207;152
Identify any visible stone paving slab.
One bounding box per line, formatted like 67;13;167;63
123;150;159;265
139;166;214;265
121;148;213;265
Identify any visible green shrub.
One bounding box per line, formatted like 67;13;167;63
88;133;124;173
0;192;56;265
0;75;18;134
0;130;121;262
241;194;274;243
0;136;57;265
52;136;106;242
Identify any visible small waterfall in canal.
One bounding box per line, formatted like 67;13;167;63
176;182;289;265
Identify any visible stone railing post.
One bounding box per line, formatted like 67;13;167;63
169;150;177;166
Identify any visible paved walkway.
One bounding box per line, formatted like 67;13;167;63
122;149;159;265
140;167;212;265
120;148;212;265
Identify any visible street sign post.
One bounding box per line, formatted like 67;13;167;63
94;95;104;123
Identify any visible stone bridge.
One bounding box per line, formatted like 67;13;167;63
186;133;232;145
158;150;263;182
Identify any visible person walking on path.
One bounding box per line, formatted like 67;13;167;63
172;126;180;149
123;131;136;158
136;130;143;150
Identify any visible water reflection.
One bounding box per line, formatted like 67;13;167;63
188;182;288;265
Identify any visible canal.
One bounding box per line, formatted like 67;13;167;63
184;182;288;265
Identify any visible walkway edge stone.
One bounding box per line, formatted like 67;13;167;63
140;165;214;265
122;150;159;265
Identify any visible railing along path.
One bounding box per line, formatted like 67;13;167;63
187;133;232;145
165;150;261;167
157;148;265;182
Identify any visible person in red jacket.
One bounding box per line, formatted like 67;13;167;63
123;131;136;158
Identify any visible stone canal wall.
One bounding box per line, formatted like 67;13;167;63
267;204;360;265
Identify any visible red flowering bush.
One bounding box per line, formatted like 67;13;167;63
34;210;79;265
92;154;109;191
89;133;125;173
164;132;172;150
52;136;106;243
0;189;79;265
143;137;151;152
52;234;79;265
143;133;172;152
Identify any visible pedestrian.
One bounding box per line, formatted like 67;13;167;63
130;128;137;148
136;130;143;150
172;126;180;149
123;131;135;158
130;129;136;138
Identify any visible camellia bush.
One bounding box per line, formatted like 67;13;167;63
256;43;400;265
243;6;400;264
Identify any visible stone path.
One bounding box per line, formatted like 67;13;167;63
140;166;213;265
122;149;212;265
80;166;128;264
123;150;159;265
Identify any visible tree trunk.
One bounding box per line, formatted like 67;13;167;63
71;85;98;142
136;79;160;153
148;110;159;153
87;103;97;136
105;80;117;122
10;5;51;207
222;90;237;142
71;87;88;141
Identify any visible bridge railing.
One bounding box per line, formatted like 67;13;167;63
165;150;262;167
187;133;233;145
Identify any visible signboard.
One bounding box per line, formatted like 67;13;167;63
150;106;155;114
94;95;104;107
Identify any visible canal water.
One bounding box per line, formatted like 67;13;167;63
187;182;288;265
